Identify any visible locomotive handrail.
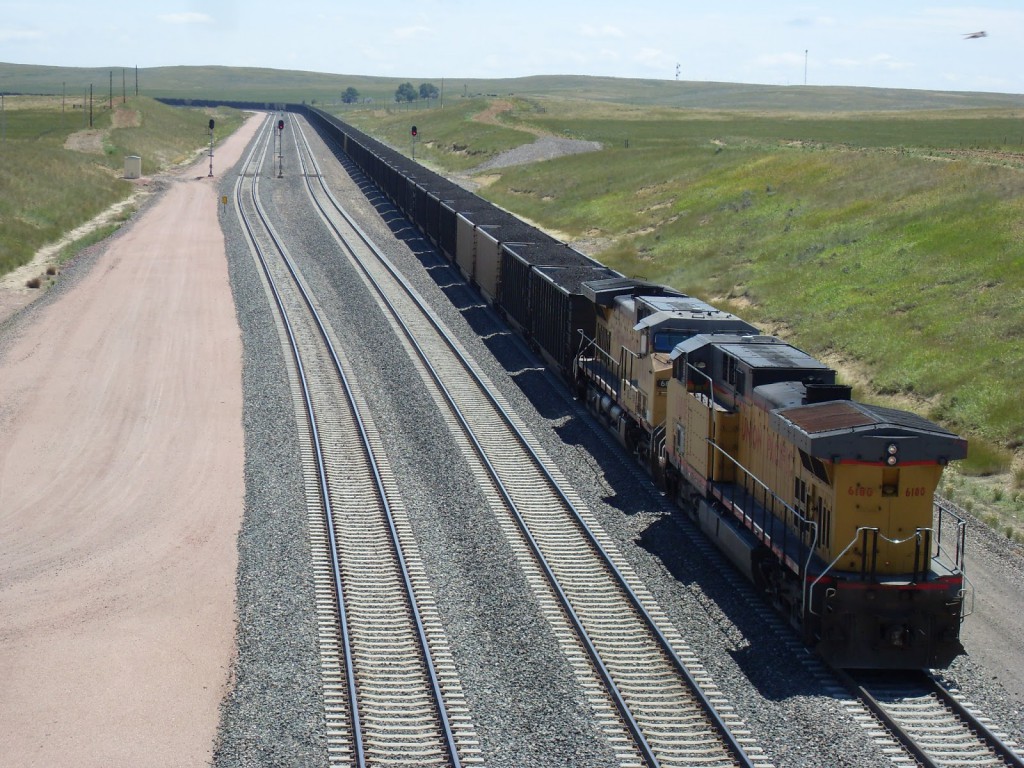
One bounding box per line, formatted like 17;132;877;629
934;499;973;618
807;527;880;617
934;498;968;573
575;331;619;399
708;441;821;613
806;523;954;620
687;362;820;570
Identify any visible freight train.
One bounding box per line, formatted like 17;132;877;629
302;105;970;669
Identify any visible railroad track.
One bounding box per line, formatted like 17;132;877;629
840;669;1024;768
289;113;774;768
234;114;477;767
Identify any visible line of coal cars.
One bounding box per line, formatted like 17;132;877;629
304;106;970;670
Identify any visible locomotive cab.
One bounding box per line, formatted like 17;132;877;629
576;278;755;460
666;333;969;668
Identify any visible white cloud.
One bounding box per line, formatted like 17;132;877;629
157;13;213;25
581;24;625;39
393;25;432;40
0;28;43;41
868;53;914;71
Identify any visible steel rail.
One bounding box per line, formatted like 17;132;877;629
926;673;1024;768
279;114;463;768
234;114;367;767
839;668;1024;768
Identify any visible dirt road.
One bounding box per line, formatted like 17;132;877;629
0;114;263;767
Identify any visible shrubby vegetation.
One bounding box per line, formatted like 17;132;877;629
0;96;244;276
394;82;440;102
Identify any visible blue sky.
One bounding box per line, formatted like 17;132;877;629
1;1;1021;93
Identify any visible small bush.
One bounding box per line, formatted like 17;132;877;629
25;277;40;288
961;442;1012;477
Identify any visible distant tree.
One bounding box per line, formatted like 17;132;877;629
418;82;440;100
341;87;360;104
395;82;418;102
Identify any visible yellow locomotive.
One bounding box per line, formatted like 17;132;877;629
576;278;968;668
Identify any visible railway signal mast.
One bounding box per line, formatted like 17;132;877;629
277;117;285;177
411;125;418;160
208;118;215;177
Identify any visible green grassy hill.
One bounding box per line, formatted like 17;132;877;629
5;61;1024;111
337;94;1024;542
0;92;244;277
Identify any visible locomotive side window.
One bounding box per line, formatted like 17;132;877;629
794;477;808;504
724;354;738;386
799;449;832;485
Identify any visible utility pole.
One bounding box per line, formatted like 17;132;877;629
804;50;808;86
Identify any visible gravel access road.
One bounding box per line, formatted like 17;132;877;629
0;114;262;768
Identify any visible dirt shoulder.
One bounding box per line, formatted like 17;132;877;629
0;113;263;767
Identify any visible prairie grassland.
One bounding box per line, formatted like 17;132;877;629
0;95;244;276
339;96;1024;543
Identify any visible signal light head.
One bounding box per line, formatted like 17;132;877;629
411;125;418;137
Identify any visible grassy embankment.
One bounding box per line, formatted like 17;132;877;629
0;95;244;278
339;97;1024;544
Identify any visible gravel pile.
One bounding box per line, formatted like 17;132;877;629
470;136;602;172
211;117;1023;767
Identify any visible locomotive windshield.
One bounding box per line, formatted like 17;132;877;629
653;330;695;353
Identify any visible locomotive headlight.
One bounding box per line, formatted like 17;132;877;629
886;443;898;465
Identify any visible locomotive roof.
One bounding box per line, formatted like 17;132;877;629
580;277;684;306
669;334;828;371
634;309;756;333
714;339;828;370
771;400;968;464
